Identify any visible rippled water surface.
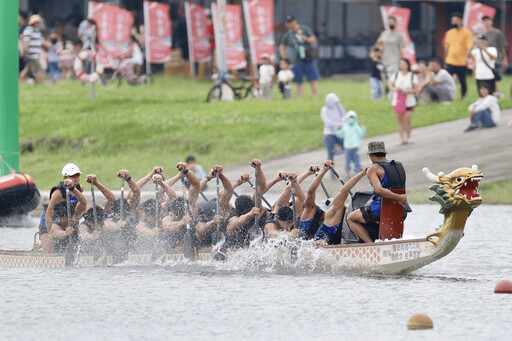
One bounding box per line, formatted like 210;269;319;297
1;205;512;340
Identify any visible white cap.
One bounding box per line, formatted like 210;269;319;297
317;198;333;212
62;163;81;177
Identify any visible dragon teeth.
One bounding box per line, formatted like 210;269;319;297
455;189;460;195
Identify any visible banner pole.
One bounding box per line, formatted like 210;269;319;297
143;1;151;77
0;0;19;175
185;2;196;78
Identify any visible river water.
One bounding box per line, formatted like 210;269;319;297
1;204;511;341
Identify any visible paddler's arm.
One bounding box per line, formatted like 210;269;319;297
78;223;100;241
273;171;293;214
69;185;87;224
368;166;407;204
226;207;261;235
178;162;200;219
102;218;123;233
217;166;234;217
297;164;319;184
250;159;266;211
264;222;300;239
264;171;287;195
118;169;140;211
128;166;164;198
303;161;332;216
155;175;176;211
87;174;115;211
161;215;192;233
135;221;160;238
289;172;306;218
50;224;73;240
195;215;223;240
45;190;64;234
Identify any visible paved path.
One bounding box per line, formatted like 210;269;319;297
38;109;512;210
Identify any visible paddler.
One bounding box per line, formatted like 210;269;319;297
314;166;369;245
38;163;84;253
347;141;407;243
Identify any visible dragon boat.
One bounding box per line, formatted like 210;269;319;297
0;166;483;275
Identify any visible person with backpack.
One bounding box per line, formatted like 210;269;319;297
389;58;418;146
278;15;319;100
468;34;497;95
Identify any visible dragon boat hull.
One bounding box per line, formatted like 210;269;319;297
0;237;448;275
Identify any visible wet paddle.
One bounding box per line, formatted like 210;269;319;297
212;171;226;261
200;191;209;202
180;169;196;261
90;182;105;265
64;187;77;266
120;178;125;220
90;182;98;229
315;171;331;198
330;167;353;197
246;179;272;209
248;164;263;246
289;176;299;263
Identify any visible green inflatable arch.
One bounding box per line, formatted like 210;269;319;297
0;1;19;175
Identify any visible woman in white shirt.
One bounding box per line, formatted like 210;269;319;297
469;34;497;94
389;58;418;145
465;83;500;132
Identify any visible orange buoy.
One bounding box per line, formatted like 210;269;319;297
494;280;512;294
407;313;433;330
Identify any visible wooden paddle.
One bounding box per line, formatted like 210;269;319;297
180;169;196;261
212;171;226;261
248;164;263;246
289;175;299;263
246;178;272;209
315;171;331;198
64;186;76;266
120;178;125;220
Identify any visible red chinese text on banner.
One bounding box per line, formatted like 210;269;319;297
89;2;133;67
243;0;275;71
144;1;172;63
185;2;212;67
212;3;247;70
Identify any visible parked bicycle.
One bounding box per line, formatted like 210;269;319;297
206;71;254;102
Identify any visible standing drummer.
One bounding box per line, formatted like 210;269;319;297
38;163;84;253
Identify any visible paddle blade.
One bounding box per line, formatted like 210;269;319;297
183;229;195;261
248;225;264;249
211;232;226;261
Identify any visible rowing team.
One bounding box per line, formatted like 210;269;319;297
37;141;408;258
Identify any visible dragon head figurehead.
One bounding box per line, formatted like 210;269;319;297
422;165;483;214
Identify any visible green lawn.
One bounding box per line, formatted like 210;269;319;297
19;75;512;190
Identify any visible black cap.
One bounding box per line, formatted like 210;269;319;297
285;15;295;23
482;15;492;21
477;34;488;41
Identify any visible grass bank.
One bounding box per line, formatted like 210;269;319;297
19;75;512;190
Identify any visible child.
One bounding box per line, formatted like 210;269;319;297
335;111;366;177
258;55;275;100
57;34;74;80
277;58;294;100
369;46;384;100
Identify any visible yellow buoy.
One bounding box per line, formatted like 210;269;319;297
407;313;433;330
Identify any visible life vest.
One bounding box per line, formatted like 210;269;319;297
369;160;406;217
39;182;83;229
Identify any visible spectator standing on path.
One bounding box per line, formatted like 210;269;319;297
19;15;45;84
279;15;320;100
389;58;418;146
468;34;497;95
335;111;366;178
369;46;384;100
465;83;500;132
78;18;91;50
444;12;473;99
321;93;346;162
482;15;508;97
186;155;206;181
417;58;457;103
377;16;404;85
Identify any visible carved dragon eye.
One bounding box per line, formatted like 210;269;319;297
456;177;462;182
